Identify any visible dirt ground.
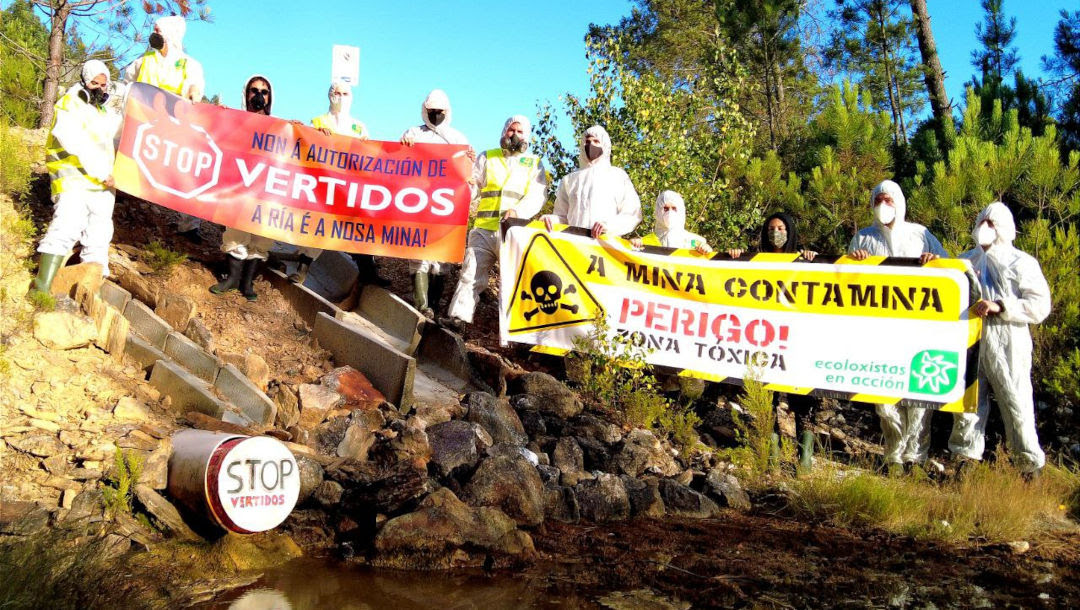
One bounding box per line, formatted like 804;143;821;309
527;512;1080;608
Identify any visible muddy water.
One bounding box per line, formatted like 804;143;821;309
209;557;594;609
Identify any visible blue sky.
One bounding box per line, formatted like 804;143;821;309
12;0;1078;149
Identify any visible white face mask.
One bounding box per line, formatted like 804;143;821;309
330;92;350;116
976;223;996;246
875;204;896;225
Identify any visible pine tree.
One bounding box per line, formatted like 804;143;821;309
1041;10;1080;153
971;0;1019;82
825;0;924;145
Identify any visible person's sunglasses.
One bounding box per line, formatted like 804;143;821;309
248;87;269;96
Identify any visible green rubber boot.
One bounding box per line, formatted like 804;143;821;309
413;271;433;318
798;430;815;471
30;253;65;296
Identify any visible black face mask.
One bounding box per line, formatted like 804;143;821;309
585;142;603;161
501;134;526;153
427;109;446;126
149;32;165;50
247;87;268;113
81;86;109;107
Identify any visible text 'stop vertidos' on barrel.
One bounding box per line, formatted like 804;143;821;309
168;429;300;534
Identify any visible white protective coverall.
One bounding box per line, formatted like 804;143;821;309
401;89;471;276
291;80;371;261
220;74;277;261
446;115;548;323
124;16;206;233
543;125;642;236
38;60;122;274
848;179;948;465
640;190;709;249
949;202;1051;472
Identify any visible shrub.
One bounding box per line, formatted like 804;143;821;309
0;119;33;199
101;449;143;517
144;240;187;275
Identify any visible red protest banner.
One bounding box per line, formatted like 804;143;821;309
113;83;472;262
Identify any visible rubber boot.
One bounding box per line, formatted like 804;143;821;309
210;255;244;295
768;432;781;470
429;273;447;317
240;258;260;301
353;254;390;288
289;254;313;284
413;271;432;319
798;430;815;471
30;252;65;296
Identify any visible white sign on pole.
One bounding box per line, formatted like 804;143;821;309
332;44;361;86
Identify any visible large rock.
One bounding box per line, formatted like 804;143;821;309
183;318;214;353
323;366;385;411
705;468;751;510
615;428;680;477
510;372;583;419
139;438;171;490
298;383;344;429
51;262;103;297
464;392;527;446
571;413;622;445
155;293;197;331
374;488;534;568
33;310;97;350
295;455;324;504
658;478;719;519
133;484;201;540
575;473;630;522
271;383;301;430
463;452;545;527
552;437;589;487
337;422;376;461
113;397;149;421
426;420;491;477
6;433;65;458
621;475;666;518
543;485;580;523
389;417;431;463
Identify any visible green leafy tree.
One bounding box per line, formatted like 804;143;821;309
825;0;924;145
1;0;50;126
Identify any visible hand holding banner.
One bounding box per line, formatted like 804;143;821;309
114;83;472;262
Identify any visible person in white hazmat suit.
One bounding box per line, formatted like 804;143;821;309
949;202;1051;476
400;89;473;319
629;190;712;253
281;80;370;284
541;125;641;238
443;115;548;328
209;75;277;301
122;15;207;239
32;60;122;296
848;179;948;469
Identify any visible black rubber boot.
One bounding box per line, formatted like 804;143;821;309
240;258;260;301
210;255;244;295
353;254;391;288
429;273;447;317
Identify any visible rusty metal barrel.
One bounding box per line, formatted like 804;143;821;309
168;429;300;534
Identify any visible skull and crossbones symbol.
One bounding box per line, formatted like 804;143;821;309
521;270;579;321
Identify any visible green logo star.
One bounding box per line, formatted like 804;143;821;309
908;350;959;396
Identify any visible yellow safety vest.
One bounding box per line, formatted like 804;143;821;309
45;90;114;196
134;50;190;96
475;148;542;231
311;114;368;139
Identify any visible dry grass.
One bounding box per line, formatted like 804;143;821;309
786;453;1080;544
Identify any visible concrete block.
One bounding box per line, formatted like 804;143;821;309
163;332;219;383
358;285;424;355
99;281;131;313
122;298;171;348
149;359;227;419
213;363;277;426
305;250;358;303
263;268;336;327
125;333;170;373
314;312;415;412
220;408;256;427
418;324;491;394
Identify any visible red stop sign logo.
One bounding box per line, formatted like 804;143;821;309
133;117;222;199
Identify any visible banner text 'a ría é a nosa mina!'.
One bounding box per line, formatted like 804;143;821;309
114;83;472;262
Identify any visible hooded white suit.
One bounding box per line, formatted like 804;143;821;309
545;125;641;236
402;89;471;276
949;202;1051;472
848;180;948;465
640;190;708;249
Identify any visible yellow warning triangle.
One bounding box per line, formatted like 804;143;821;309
506;232;603;334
